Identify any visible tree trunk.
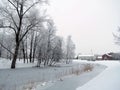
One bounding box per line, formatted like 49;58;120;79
32;35;37;63
11;43;19;69
25;36;28;63
29;46;32;63
0;48;2;57
10;53;12;60
32;46;36;63
22;41;26;63
29;33;34;63
7;52;9;59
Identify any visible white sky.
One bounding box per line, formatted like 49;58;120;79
48;0;120;55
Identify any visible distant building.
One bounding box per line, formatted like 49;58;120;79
109;52;120;60
77;52;120;61
96;55;102;60
102;54;112;60
102;52;120;60
78;55;96;60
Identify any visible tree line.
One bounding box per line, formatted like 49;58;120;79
0;0;75;69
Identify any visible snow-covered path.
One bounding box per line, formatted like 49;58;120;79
77;61;120;90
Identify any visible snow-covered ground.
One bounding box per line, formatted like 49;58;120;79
0;58;120;90
0;58;101;90
0;58;37;69
77;60;120;90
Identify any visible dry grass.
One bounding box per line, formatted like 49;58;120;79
23;81;35;90
83;64;93;72
0;84;5;90
56;63;94;79
21;64;94;90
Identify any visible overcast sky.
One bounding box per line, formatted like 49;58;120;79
48;0;120;55
47;0;120;55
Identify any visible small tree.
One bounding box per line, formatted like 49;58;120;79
49;36;63;66
44;19;56;66
65;35;75;64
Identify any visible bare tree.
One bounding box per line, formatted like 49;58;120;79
29;31;34;63
0;0;47;68
36;28;48;67
29;30;39;63
65;35;75;64
44;19;56;66
49;36;63;66
32;31;39;63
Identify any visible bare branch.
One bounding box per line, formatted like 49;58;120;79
10;14;18;29
19;23;36;42
0;42;14;55
8;0;20;17
0;7;19;28
8;0;17;9
0;25;17;34
23;2;39;16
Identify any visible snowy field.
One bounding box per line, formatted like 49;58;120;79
0;58;120;90
0;58;37;69
0;58;99;90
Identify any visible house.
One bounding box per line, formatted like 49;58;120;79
102;52;120;60
102;54;112;60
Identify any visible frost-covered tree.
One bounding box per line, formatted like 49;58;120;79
49;36;63;66
44;19;56;66
65;35;75;64
0;0;47;68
